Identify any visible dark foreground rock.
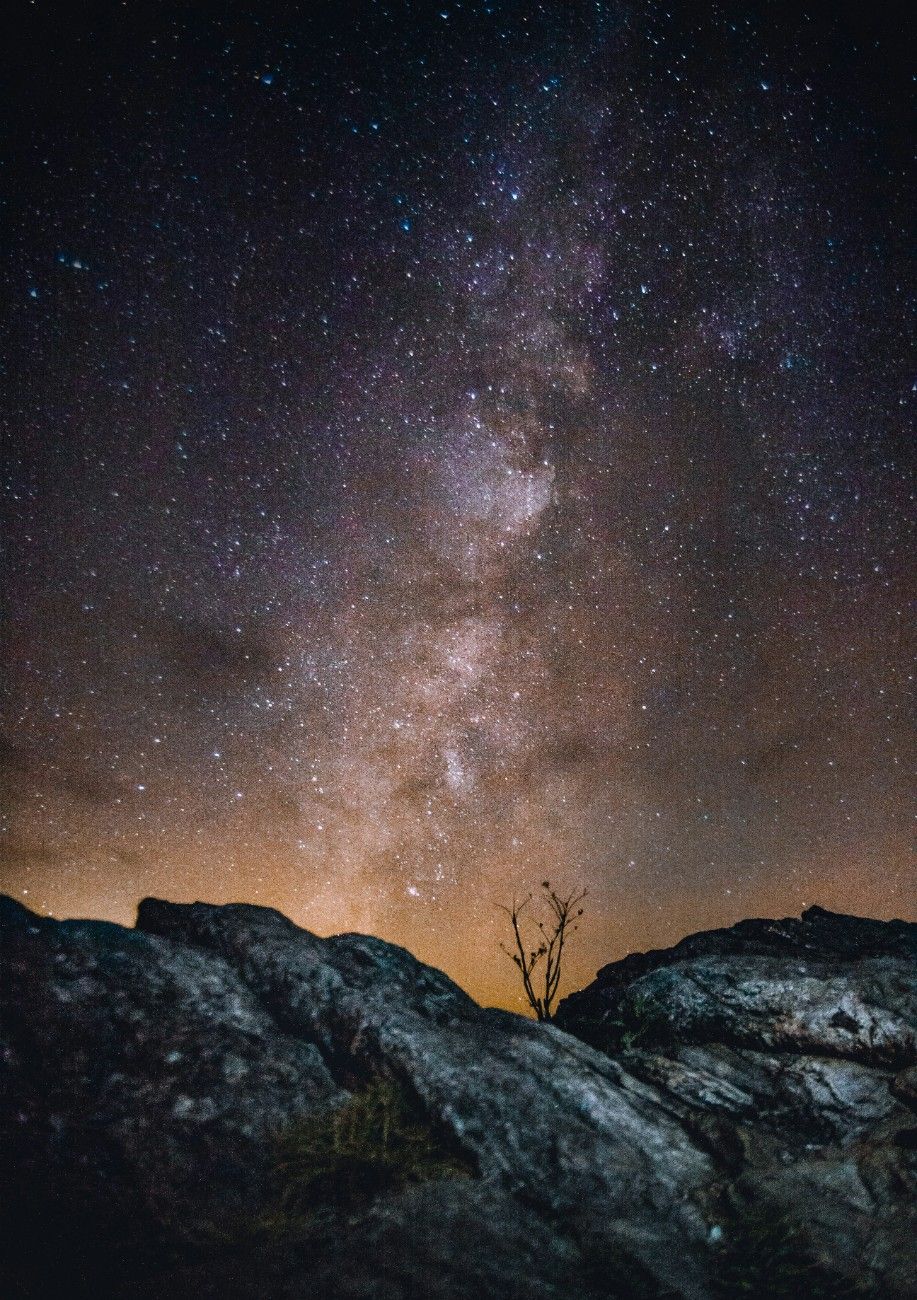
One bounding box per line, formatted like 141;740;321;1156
1;897;914;1298
555;905;917;1297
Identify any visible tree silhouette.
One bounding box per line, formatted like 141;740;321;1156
498;881;586;1021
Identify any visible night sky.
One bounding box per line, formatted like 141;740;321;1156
2;2;913;1008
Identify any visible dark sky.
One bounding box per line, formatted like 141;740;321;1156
2;1;913;1007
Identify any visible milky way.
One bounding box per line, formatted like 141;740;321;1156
2;3;913;1006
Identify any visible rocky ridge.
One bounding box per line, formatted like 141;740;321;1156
1;896;914;1298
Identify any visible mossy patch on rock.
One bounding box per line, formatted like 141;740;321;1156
262;1077;473;1228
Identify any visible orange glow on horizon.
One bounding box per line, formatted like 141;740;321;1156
5;841;913;1012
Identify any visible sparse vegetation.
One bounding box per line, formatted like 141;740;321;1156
499;881;586;1021
261;1077;472;1231
613;991;673;1053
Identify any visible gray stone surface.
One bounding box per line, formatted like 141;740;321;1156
556;905;917;1297
3;895;915;1298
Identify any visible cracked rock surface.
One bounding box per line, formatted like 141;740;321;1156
2;896;914;1298
555;905;917;1296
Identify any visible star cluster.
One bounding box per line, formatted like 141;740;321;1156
2;2;912;1006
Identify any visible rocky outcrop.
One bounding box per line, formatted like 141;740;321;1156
554;905;916;1062
555;906;917;1297
2;896;914;1298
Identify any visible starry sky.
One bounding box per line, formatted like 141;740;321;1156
2;2;913;1008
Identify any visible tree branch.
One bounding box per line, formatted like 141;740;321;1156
498;883;586;1021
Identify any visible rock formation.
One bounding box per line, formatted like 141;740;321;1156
2;896;914;1298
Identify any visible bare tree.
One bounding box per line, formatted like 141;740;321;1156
498;881;586;1021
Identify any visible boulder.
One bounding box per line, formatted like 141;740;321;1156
555;906;917;1296
0;894;346;1295
555;906;916;1057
